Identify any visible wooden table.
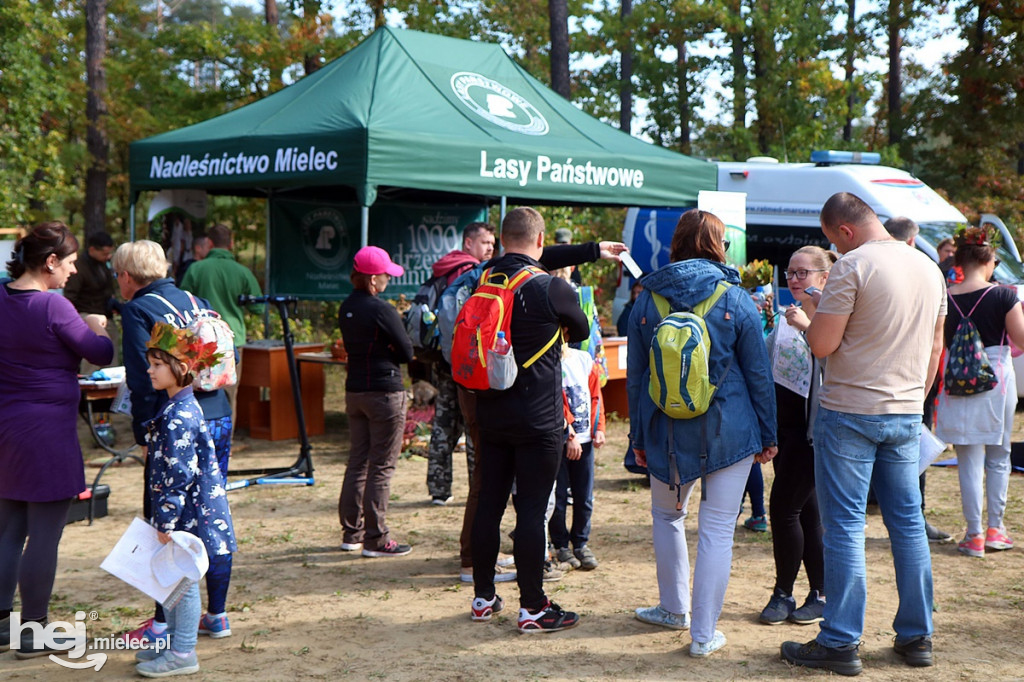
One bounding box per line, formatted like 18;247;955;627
236;342;325;441
602;336;629;417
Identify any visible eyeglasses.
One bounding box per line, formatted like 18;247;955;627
784;268;827;281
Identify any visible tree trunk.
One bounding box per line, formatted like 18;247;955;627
84;0;109;240
730;0;747;130
750;0;770;153
265;0;282;90
303;0;321;75
549;0;570;99
886;0;902;146
843;0;855;142
372;0;386;28
619;0;633;132
677;40;691;155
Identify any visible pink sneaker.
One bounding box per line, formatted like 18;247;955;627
958;533;984;558
118;618;169;646
985;527;1014;551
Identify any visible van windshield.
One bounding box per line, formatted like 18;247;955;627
917;222;1024;284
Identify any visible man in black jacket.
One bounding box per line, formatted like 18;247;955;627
469;207;590;633
64;231;117;371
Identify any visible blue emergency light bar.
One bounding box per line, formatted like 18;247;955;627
810;150;881;165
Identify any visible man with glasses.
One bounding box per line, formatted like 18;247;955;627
781;193;945;674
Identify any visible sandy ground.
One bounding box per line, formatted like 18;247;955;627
5;377;1024;681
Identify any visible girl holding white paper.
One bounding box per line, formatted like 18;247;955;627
135;322;237;678
758;246;836;626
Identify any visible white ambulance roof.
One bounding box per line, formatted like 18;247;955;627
717;161;967;225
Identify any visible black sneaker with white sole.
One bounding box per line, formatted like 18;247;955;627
362;540;412;557
788;589;825;625
518;601;579;634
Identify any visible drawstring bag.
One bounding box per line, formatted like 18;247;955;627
944;288;998;396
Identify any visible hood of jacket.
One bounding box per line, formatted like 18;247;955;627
432;250;479;281
639;259;741;310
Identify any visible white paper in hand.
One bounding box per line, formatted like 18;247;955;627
919;428;947;475
620;251;643;279
100;517;194;609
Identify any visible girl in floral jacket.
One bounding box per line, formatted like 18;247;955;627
136;322;237;678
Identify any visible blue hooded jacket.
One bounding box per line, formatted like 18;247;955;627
626;259;777;487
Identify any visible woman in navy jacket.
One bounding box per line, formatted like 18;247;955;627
627;209;777;658
112;239;234;644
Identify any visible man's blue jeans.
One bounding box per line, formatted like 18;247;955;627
813;407;933;648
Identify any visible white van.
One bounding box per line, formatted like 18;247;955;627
616;151;1024;393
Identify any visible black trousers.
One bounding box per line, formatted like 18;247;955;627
769;427;825;596
472;428;562;610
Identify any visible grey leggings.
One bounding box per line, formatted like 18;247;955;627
0;498;72;620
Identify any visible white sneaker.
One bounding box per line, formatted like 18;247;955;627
635;605;690;630
340;542;362;551
689;630;726;658
460;565;516;583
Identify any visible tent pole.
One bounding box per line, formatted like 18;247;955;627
264;192;272;339
361;206;369;247
129;199;136;241
500;196;507;225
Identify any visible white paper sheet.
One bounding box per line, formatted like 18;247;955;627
100;517;191;608
919;428;947;476
771;319;812;398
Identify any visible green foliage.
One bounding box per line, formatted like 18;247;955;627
534;204;625;324
6;0;1024;267
0;0;79;227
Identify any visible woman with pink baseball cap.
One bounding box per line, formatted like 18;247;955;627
337;246;415;557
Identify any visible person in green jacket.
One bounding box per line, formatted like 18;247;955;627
181;223;263;430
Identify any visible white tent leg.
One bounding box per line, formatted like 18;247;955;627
361;206;369;247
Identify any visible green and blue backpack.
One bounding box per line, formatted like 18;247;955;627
648;281;731;419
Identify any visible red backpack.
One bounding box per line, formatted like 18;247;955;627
451;265;560;390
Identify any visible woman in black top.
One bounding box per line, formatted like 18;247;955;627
935;227;1024;558
337;246;415;557
758;245;835;626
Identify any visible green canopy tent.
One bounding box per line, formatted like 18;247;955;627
128;26;717;294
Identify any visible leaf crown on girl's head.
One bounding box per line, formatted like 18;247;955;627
146;321;222;374
954;225;999;250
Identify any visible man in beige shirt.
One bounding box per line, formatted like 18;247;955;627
781;192;946;675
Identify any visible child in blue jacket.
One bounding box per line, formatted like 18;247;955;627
135;322;237;678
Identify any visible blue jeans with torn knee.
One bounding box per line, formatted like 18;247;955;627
813;407;933;648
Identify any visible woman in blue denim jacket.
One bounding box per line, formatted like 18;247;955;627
627;209;777;658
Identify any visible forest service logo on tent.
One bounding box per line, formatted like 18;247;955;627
301;207;350;270
450;72;549;136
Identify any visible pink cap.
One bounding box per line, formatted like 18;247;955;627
352;246;404;277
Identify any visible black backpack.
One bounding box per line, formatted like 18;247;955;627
943;288;999;396
405;265;462;362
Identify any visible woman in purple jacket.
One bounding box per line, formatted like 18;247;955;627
0;222;113;657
